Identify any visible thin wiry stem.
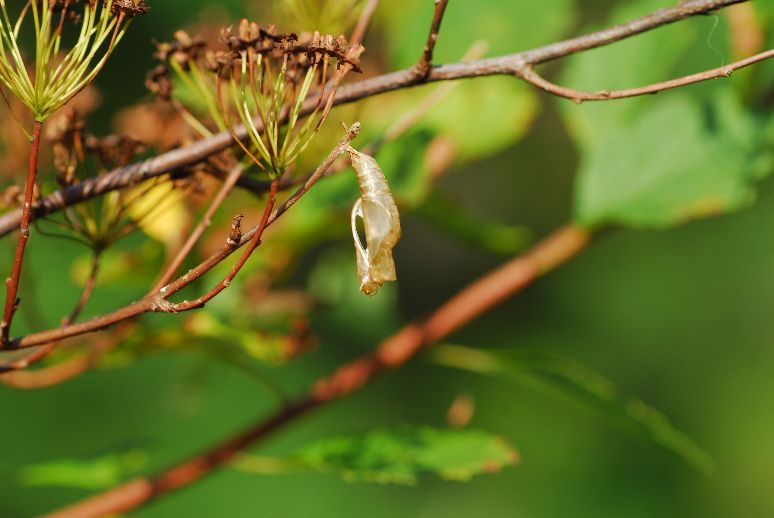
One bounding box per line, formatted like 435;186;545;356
1;120;42;345
517;48;774;103
412;0;450;80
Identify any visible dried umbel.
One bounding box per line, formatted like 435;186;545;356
149;20;364;178
0;0;148;124
348;147;401;296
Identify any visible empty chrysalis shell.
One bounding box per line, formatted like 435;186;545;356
348;147;401;296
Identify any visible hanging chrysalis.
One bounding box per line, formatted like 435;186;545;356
348;147;401;296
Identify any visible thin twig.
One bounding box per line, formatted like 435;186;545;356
42;225;590;518
412;0;450;80
0;0;754;238
1;121;43;345
151;164;244;293
517;48;774;103
349;0;380;48
163;178;280;312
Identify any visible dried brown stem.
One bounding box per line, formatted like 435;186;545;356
0;0;753;239
1;121;43;345
517;48;774;102
151;165;244;293
44;224;590;518
412;0;450;80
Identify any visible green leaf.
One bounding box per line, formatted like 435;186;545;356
560;0;773;228
430;345;715;474
416;190;532;255
559;0;695;145
186;312;296;365
293;426;519;485
379;0;577;69
573;90;772;228
17;451;147;490
419;78;540;161
367;0;572;165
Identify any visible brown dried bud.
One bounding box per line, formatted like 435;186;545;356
146;64;173;100
227;214;244;247
85;134;146;169
110;0;150;18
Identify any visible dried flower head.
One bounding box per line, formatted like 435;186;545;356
0;0;149;124
149;19;364;178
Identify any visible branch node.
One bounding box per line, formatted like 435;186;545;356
410;0;450;82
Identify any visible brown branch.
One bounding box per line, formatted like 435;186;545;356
44;224;591;518
1;121;43;344
517;48;774;102
412;0;450;80
349;0;380;48
151;164;244;293
0;324;126;389
0;0;752;239
2;124;361;351
163;178;280;312
0;251;101;375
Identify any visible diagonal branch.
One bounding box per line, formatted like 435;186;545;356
0;0;753;239
42;224;591;518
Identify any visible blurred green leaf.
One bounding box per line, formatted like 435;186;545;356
559;0;773;228
559;0;695;145
418;78;540;161
430;345;715;474
367;0;572;167
573;90;772;228
417;190;532;255
17;451;147;490
308;247;401;343
380;0;576;68
293;426;518;485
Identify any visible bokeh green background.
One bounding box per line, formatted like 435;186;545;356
1;0;774;516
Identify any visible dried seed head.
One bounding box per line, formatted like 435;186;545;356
154;31;206;69
145;64;173;100
0;0;149;121
149;18;364;175
110;0;150;18
85;133;146;169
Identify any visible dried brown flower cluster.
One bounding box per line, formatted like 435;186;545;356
147;19;364;176
45;0;150;17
